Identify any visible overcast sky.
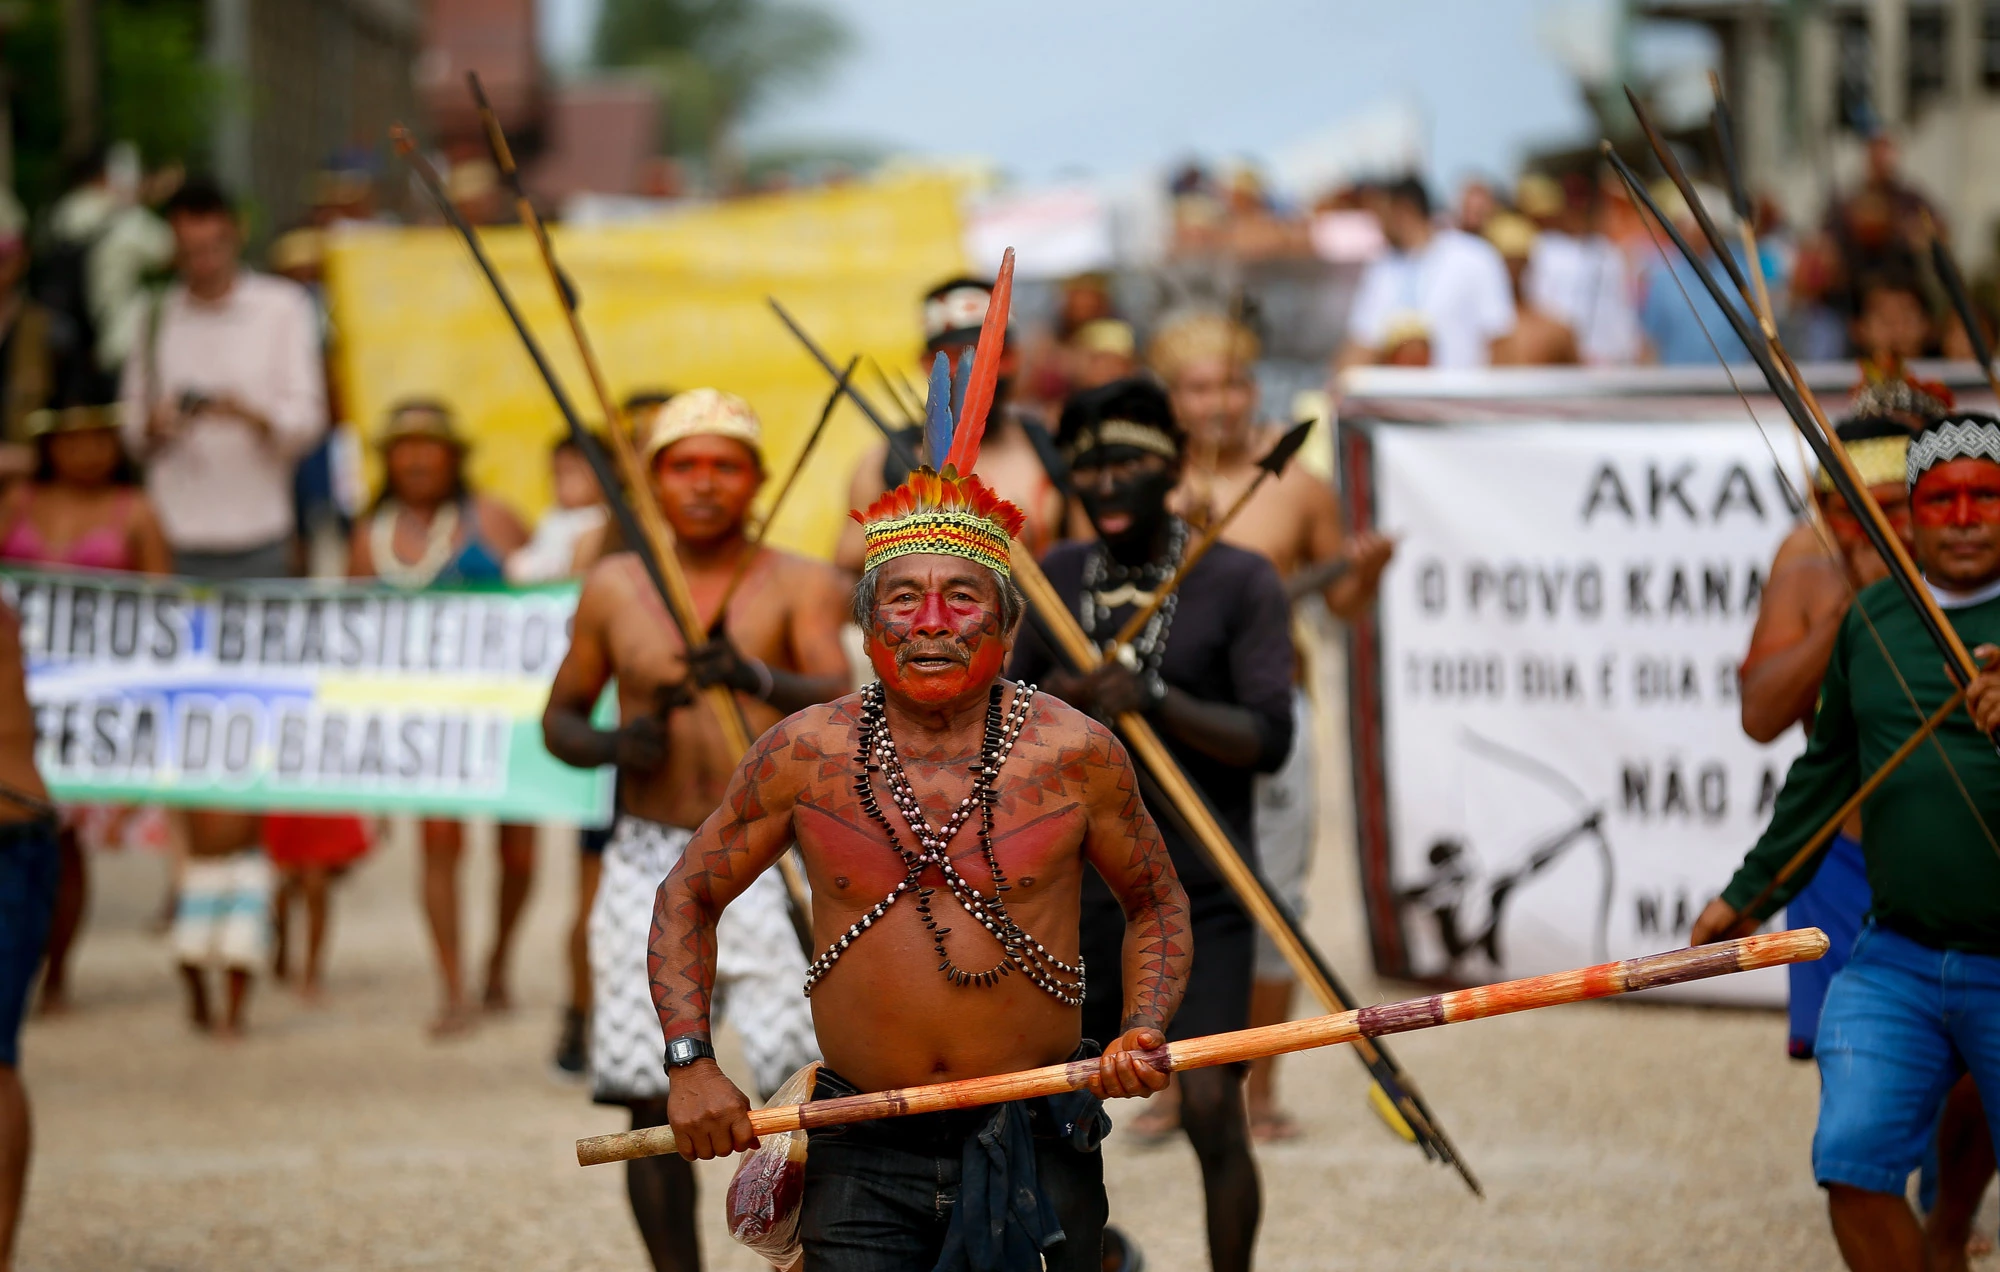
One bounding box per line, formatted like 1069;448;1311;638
542;0;1651;192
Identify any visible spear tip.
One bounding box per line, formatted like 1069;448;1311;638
1258;417;1314;476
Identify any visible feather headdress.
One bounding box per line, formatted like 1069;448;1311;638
853;249;1025;577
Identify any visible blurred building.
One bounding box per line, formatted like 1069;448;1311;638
1639;0;2000;267
207;0;423;234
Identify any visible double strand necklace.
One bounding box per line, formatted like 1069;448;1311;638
803;681;1085;1006
1081;515;1186;674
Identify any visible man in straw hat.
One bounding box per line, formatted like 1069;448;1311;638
648;368;1190;1270
1149;312;1395;1152
542;387;850;1269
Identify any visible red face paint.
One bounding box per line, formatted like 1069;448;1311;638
1912;459;2000;528
1822;482;1912;551
864;558;1009;708
653;435;762;543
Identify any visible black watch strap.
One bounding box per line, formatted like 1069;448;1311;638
664;1036;716;1070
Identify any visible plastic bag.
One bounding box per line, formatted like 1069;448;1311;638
726;1061;819;1269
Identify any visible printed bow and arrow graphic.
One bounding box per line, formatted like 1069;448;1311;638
1396;729;1615;977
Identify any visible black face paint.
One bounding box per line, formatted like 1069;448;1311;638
1078;466;1178;562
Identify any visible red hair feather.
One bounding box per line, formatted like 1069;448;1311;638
943;247;1014;476
850;470;1027;541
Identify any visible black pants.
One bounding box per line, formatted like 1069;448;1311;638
799;1072;1108;1271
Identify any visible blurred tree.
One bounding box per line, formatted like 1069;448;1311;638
592;0;851;177
4;0;216;209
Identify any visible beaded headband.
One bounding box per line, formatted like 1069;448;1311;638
854;249;1025;578
1908;415;2000;487
1064;418;1179;463
1813;435;1909;493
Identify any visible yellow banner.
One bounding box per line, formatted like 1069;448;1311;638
324;176;967;560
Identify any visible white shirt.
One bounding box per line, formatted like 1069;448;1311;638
505;505;606;584
1526;231;1641;366
118;272;327;552
1348;227;1515;369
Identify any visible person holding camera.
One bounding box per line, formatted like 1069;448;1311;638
117;176;325;580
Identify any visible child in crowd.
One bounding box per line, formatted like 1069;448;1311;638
504;437;604;585
507;437;612;1076
266;812;372;1002
171;811;273;1038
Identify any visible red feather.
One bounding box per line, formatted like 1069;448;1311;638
943;247;1014;476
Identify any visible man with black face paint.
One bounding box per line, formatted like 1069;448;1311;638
1010;377;1295;1272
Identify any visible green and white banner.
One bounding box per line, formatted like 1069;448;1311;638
2;570;613;822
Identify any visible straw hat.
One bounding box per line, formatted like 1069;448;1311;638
378;399;467;450
26;405;118;437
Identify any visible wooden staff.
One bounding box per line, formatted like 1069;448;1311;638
576;927;1828;1166
444;86;813;920
1108;417;1313;649
1010;538;1482;1191
764;304;1478;1189
709;358;856;627
1605;138;1982;700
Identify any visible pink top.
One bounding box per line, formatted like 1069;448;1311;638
1;489;139;572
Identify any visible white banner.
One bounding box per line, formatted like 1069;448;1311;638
1359;420;1811;1004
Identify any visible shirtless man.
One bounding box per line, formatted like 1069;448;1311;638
834;276;1069;572
655;448;1191;1271
1148;310;1394;1139
0;599;55;1272
541;388;851;1272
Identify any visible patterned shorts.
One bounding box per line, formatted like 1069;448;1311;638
589;815;820;1105
172;850;275;970
1252;690;1317;979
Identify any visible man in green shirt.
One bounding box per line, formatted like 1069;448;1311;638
1694;411;2000;1272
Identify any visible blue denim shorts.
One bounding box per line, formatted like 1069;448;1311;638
1814;923;2000;1194
0;818;59;1067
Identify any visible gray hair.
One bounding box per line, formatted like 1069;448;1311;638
852;563;1025;634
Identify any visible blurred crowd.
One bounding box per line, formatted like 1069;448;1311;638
1155;134;1994;377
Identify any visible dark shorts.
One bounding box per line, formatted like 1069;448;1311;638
800;1067;1108;1272
0;818;59;1067
1080;870;1255;1047
172;537;293;581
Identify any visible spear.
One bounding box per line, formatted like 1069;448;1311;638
575;927;1828;1165
709;359;857;629
1107;417;1313;650
762;305;1481;1191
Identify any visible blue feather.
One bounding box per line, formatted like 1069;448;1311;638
950;347;973;426
924;352;954;469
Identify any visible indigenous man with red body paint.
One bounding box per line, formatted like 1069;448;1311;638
542;389;851;1272
1698;411;2000;1272
650;340;1192;1271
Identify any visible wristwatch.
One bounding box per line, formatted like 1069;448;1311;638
664;1036;716;1070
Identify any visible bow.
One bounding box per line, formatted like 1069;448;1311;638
1606;81;2000;907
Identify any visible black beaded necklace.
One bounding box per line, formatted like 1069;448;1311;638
803;680;1085;1005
